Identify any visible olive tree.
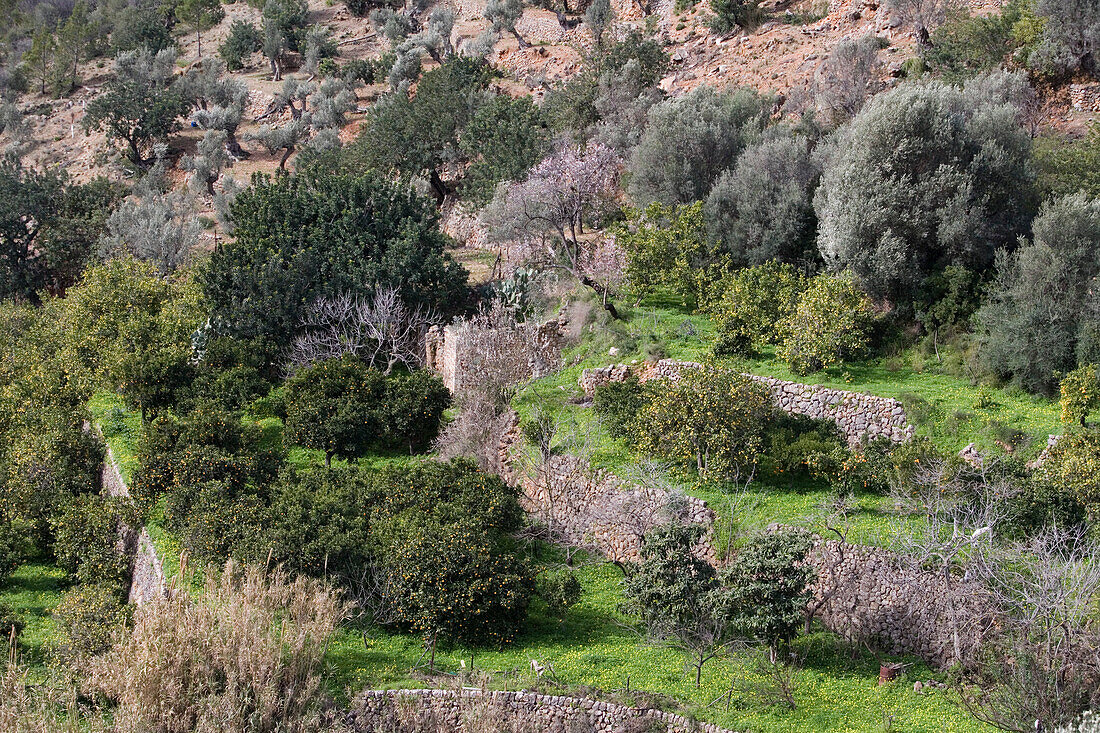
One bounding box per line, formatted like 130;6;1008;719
1028;0;1100;77
704;132;820;269
815;81;1034;305
627;85;768;206
978;193;1100;394
84;48;194;166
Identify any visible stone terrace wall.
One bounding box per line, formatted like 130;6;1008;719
100;444;168;606
805;538;992;669
496;412;716;565
349;688;738;733
580;360;915;446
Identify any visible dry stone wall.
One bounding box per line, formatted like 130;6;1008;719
580;360;915;446
496;412;716;565
100;443;168;606
804;538;992;669
349;688;737;733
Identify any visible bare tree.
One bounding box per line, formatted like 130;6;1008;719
435;300;559;471
285;288;436;376
890;458;1012;666
814;35;883;123
885;0;955;46
513;412;608;565
487;142;622;316
958;527;1100;732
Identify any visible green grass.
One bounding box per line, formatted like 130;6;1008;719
0;563;68;679
324;559;988;732
88;391;143;484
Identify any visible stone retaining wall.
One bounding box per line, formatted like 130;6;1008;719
580;360;915;446
804;538;992;669
496;412;716;565
349;688;737;733
100;443;168;606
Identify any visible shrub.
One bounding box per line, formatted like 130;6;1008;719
388;529;533;648
165;480;269;561
616;202;725;309
925;3;1030;80
382;369;451;453
1061;365;1100;427
284;356;387;464
1037;431;1100;522
51;495;133;588
761;414;846;480
53;583;130;659
634;367;773;480
0;602;23;640
265;465;377;579
537;570;582;620
978;193;1100;394
0;410;104;545
778;273;874;375
593;376;646;440
710;262;807;356
724;529;814;657
624;523;730;688
0;521;31;587
1033;124;1100;200
709;0;764;34
85;564;351;733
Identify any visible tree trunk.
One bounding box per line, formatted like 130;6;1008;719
197;28;202;59
270;55;281;81
578;274;619;319
226;130;250;160
279;145;293;169
511;28;530;49
325;452;332;468
428;169;449;205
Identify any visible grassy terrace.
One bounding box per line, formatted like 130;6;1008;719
514;301;1060;550
62;304;1022;731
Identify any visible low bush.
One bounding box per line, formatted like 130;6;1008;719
537;569;583;620
760;414;846;481
710;263;807;356
593;376;647;440
85;564;351;733
53;583;130;660
634;367;772;480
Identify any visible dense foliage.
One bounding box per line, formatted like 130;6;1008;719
203;169;468;354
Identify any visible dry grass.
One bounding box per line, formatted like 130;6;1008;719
0;643;104;733
85;561;353;733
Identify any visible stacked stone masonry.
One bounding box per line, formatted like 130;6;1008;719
100;443;169;606
425;318;566;394
580;360;915;446
496;411;717;565
349;688;738;733
805;538;992;669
